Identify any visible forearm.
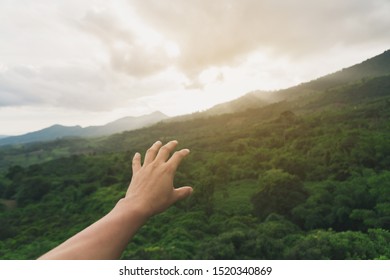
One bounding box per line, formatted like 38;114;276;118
38;198;148;260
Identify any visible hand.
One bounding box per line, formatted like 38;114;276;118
124;140;193;218
37;140;192;260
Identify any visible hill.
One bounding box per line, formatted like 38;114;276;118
0;111;168;146
82;111;168;137
203;90;273;116
4;49;386;145
199;50;390;112
302;49;390;91
277;50;390;100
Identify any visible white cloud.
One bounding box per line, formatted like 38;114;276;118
79;7;177;78
0;0;390;134
129;0;390;76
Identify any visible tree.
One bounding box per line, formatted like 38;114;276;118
284;229;389;259
251;169;308;220
16;176;52;205
5;165;24;181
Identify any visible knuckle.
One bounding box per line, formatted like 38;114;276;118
151;161;160;169
147;147;157;154
160;146;170;153
163;163;174;172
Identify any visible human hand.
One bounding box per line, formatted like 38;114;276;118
124;140;193;218
37;140;192;260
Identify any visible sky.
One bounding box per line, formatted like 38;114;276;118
1;0;390;136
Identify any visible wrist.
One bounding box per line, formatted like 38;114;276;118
112;198;151;224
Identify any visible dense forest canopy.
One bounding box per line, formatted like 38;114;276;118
0;51;390;259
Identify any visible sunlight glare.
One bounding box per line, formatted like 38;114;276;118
164;41;181;58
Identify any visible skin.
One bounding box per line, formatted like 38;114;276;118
38;140;193;260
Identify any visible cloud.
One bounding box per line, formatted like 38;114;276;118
129;0;390;78
0;63;139;111
1;0;389;119
0;1;181;111
79;8;173;78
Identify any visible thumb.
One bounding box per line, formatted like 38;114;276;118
173;186;193;202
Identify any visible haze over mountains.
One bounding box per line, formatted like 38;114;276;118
277;49;390;99
1;50;389;147
0;111;168;146
171;49;390;120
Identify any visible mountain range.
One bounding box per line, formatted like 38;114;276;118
1;49;390;147
0;111;168;146
168;49;390;122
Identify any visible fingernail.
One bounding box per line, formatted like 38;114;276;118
155;140;162;145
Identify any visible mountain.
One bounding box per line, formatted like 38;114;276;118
0;111;168;146
303;50;390;91
0;125;84;146
1;50;389;146
190;50;390;115
278;50;390;100
82;111;169;137
203;90;273;116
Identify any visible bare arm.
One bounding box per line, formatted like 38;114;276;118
38;140;193;260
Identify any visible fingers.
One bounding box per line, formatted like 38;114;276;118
144;140;162;165
132;152;141;174
143;140;189;168
173;186;193;202
168;148;190;172
155;140;178;163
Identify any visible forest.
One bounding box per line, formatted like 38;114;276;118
0;69;390;259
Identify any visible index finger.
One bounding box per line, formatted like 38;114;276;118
144;140;163;165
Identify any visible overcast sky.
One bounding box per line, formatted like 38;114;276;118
1;0;390;135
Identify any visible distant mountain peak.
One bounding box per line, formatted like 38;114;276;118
111;111;168;123
199;90;273;116
0;112;169;146
150;110;167;116
47;124;82;129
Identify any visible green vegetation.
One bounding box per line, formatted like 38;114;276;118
0;70;390;259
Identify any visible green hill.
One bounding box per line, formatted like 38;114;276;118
304;50;390;91
277;50;390;101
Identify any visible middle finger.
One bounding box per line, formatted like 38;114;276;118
155;140;178;163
